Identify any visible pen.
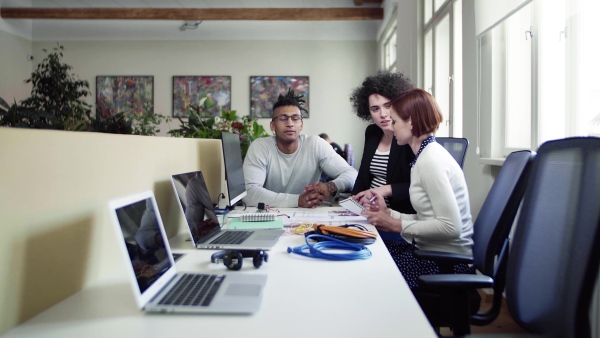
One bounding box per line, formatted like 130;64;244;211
369;196;377;203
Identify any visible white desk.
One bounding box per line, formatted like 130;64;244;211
2;208;437;338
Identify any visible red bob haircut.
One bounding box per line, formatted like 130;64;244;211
390;88;443;137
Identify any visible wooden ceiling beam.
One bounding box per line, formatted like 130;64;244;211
0;7;383;21
354;0;383;6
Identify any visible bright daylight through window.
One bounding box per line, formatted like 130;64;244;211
478;0;600;159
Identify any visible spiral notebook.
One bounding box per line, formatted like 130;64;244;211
339;197;367;218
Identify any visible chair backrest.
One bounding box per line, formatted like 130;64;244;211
472;150;536;277
344;143;355;168
505;137;600;338
465;150;536;326
436;137;469;168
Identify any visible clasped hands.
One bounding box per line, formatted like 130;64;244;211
351;190;402;233
298;182;334;208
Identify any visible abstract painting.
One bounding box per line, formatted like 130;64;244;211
250;76;309;118
96;76;153;117
173;76;231;118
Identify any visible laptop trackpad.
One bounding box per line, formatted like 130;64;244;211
226;284;261;297
255;234;280;241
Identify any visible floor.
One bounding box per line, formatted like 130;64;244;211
438;292;529;337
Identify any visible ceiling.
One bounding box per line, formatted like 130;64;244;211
0;0;385;41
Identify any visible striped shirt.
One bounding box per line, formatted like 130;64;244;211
369;150;391;207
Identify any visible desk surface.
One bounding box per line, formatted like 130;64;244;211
3;208;436;338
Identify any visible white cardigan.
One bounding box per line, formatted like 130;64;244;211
390;142;474;256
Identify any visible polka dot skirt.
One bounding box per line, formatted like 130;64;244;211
384;239;476;291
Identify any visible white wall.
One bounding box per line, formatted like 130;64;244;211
0;29;32;104
29;39;374;166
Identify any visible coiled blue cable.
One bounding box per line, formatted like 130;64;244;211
287;234;372;261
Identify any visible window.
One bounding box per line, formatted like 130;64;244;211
478;2;535;156
382;23;397;72
573;0;600;137
423;0;463;137
478;3;534;155
504;5;533;151
477;0;600;159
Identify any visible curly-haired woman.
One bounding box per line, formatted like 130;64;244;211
349;71;416;215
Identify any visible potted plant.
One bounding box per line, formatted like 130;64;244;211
0;43;169;136
168;98;270;159
18;43;92;130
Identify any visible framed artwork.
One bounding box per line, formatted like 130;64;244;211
250;76;309;118
96;76;153;117
172;76;231;118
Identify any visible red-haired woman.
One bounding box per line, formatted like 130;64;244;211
354;88;474;290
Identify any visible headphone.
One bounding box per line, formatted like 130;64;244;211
210;250;269;270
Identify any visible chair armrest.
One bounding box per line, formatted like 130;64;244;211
413;250;474;265
418;274;493;291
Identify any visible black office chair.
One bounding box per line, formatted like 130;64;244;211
437;137;469;168
414;150;536;336
467;137;600;338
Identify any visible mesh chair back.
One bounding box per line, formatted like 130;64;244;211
472;150;535;277
414;150;535;331
506;137;600;338
436;137;469;168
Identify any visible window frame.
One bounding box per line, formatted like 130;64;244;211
381;10;397;72
476;0;598;162
423;0;461;137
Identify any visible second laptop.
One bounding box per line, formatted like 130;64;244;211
171;171;284;250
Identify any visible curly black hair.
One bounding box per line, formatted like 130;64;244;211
349;71;414;121
272;88;308;117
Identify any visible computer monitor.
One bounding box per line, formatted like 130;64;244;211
221;131;247;209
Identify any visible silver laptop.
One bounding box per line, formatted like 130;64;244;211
108;190;267;314
170;171;284;250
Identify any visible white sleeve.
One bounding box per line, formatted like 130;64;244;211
317;138;358;195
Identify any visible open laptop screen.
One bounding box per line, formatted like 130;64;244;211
171;171;221;244
114;197;172;293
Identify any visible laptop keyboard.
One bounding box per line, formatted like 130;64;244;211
210;231;252;244
158;273;225;307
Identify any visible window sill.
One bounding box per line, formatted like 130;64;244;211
479;157;505;166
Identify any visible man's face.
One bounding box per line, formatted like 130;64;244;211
270;105;303;144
